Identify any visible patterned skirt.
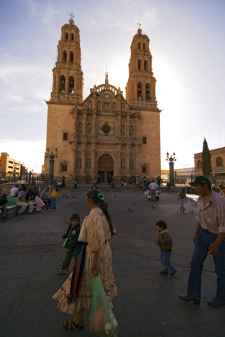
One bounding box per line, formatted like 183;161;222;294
52;243;117;321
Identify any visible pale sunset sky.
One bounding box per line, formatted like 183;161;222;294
0;0;225;172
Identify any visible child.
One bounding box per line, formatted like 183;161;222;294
58;213;81;275
49;186;60;209
155;220;176;277
178;188;186;215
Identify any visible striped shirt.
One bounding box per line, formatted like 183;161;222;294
197;192;225;234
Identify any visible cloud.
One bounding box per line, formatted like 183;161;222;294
0;61;50;114
26;0;61;25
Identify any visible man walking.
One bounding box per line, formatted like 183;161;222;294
179;176;225;307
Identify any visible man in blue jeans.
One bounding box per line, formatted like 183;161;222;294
179;176;225;307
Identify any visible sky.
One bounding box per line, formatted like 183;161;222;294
0;0;225;172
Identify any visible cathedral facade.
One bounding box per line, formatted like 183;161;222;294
43;18;161;183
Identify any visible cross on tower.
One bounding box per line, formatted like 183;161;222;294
69;13;75;24
137;22;142;33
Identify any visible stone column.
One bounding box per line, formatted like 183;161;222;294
81;113;87;181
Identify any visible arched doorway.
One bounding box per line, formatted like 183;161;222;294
97;154;114;183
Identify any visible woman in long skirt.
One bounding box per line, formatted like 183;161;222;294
53;190;117;330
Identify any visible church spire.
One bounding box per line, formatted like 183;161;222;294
126;27;157;109
49;18;83;104
105;72;109;85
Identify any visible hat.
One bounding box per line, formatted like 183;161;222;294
191;176;211;188
97;192;104;201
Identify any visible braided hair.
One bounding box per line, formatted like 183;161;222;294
86;190;114;236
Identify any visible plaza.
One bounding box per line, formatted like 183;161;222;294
1;189;225;337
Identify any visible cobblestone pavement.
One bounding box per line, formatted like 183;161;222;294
1;189;225;337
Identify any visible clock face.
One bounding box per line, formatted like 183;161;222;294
101;123;111;135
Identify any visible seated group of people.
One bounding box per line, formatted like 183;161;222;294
0;184;59;218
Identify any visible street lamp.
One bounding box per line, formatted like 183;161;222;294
166;152;176;186
45;149;57;186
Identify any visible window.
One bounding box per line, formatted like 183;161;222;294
121;159;126;169
197;160;201;169
71;34;74;41
97;101;101;112
142;136;147;144
69;51;74;63
142;164;147;174
146;83;151;100
216;156;223;167
60;162;68;172
59;75;66;92
103;102;110;112
63;132;68;141
65;33;69;40
138;42;141;50
144;60;148;71
143;43;146;50
138;59;141;71
63;51;67;63
137;82;143;100
68;76;75;94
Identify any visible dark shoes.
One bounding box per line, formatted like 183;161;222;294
160;270;177;277
208;298;225;308
57;270;68;276
179;295;200;305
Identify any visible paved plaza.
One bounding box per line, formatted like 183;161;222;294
1;189;225;337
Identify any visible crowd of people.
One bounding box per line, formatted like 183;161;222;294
0;183;60;219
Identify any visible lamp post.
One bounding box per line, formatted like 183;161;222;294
45;149;57;186
166;152;176;186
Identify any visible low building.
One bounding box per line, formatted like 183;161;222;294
161;168;195;184
194;146;225;183
0;152;21;178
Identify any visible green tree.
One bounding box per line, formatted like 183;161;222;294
202;138;212;177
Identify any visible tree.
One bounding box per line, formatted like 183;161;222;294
202;138;212;177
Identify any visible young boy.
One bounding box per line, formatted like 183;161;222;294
155;220;176;277
58;213;81;275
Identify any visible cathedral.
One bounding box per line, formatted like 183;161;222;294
43;17;161;183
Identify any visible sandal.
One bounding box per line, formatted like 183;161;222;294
63;320;76;330
63;320;84;331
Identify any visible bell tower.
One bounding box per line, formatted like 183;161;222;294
126;26;157;110
126;27;161;178
43;16;83;181
50;16;83;104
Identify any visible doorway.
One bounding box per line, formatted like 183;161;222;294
97;154;114;183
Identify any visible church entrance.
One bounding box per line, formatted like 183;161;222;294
97;154;114;183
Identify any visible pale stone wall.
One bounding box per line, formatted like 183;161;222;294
136;110;161;178
194;147;225;182
44;103;75;178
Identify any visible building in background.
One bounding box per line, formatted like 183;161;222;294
0;152;21;178
195;146;225;183
161;168;195;185
43;18;161;183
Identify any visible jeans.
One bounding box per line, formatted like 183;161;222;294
160;251;176;274
50;198;57;209
187;229;225;300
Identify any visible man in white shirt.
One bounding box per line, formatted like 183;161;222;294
10;185;19;197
